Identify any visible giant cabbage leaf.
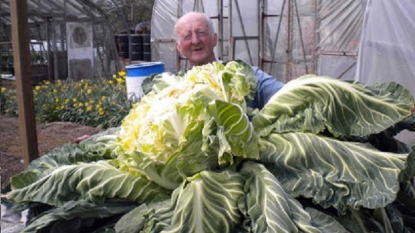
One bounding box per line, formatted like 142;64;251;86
239;161;323;233
253;75;414;137
10;129;119;190
7;161;169;207
207;100;259;163
260;132;409;211
21;200;139;233
143;170;246;233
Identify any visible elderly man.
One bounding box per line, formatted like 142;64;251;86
174;11;284;109
74;12;283;143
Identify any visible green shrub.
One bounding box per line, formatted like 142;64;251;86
0;72;132;129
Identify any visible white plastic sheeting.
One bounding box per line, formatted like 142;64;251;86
151;0;368;83
355;0;415;97
1;204;27;233
355;0;415;147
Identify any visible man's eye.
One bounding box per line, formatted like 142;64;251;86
183;35;191;40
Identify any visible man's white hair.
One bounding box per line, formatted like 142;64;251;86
174;12;215;41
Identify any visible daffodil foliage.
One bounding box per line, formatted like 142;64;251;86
4;61;415;233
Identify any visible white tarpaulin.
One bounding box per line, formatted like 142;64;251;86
355;0;415;96
354;0;415;147
151;0;366;83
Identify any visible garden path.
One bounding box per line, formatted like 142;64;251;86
0;116;103;189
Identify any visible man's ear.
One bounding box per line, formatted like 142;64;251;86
213;33;218;46
176;42;182;54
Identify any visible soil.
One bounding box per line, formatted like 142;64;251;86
0;116;103;189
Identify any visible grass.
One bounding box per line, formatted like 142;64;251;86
0;71;133;129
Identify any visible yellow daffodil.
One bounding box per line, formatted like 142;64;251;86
118;71;126;77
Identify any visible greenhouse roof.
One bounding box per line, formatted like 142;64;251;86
0;0;106;25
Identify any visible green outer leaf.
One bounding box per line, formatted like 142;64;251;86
338;207;386;233
397;113;415;131
220;60;258;104
373;208;394;233
252;75;414;137
240;161;322;233
147;170;246;233
9;127;121;190
207;100;259;162
150;72;182;94
399;145;415;181
260;132;408;211
392;181;415;230
22;200;138;233
237;60;258;103
141;199;174;233
10;144;107;190
114;204;149;233
305;208;349;233
8;161;169;207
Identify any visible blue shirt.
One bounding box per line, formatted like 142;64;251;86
247;67;284;109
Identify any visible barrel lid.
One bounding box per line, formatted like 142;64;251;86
125;62;164;76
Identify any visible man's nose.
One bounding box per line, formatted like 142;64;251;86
191;34;200;44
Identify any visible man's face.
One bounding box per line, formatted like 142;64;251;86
175;15;218;66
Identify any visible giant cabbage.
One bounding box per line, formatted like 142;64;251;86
4;61;415;233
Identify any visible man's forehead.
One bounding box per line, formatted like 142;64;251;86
178;18;208;32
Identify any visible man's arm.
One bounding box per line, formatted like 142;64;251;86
247;67;284;110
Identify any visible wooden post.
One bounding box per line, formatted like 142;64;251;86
10;0;39;167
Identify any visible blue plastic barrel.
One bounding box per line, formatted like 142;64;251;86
125;62;164;101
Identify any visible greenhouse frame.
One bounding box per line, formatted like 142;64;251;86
151;0;414;97
0;0;120;83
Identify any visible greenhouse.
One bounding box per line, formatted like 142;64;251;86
1;0;415;232
151;0;415;95
0;0;120;83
